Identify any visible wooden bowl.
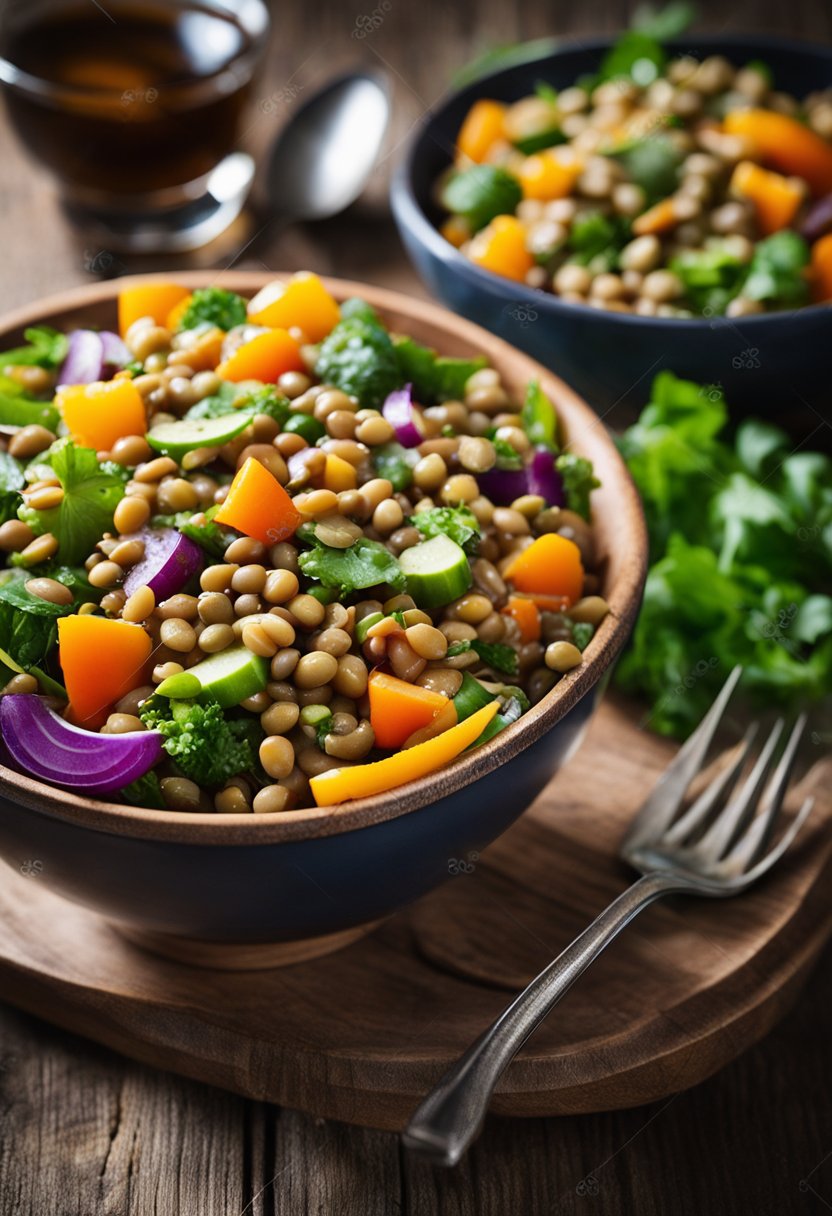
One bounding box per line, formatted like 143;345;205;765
0;274;647;967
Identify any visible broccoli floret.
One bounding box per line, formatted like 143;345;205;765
139;697;257;786
178;288;248;333
314;313;402;410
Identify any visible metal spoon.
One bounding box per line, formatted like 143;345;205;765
261;70;390;227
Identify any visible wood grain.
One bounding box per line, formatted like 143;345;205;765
2;0;832;1213
1;699;830;1133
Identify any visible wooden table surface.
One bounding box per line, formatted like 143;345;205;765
1;0;831;1212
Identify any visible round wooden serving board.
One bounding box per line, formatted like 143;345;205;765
1;699;830;1131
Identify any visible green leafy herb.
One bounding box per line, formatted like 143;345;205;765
617;372;832;737
152;504;232;561
315;311;402;410
372;442;421;492
607;134;682;200
177;287;248;332
392;335;487;404
139;697;258;787
121;770;166;809
555;453;600;520
0;326;68;371
0;570;79;673
283;413;326;444
521;380;558;451
299;534;406;597
441;165;523;233
571;621;595;651
492;435;524;470
185;380;247;420
410;506;482;555
567;211;631;270
16;441;125;566
742;231;810;309
596;3;695;87
669;241;748;315
0;451;25;525
447;638;520;675
0;374;60;431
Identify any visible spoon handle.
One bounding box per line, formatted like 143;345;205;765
401;871;679;1166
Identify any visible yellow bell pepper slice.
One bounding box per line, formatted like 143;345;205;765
309;700;499;807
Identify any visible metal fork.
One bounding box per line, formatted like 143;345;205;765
402;667;815;1166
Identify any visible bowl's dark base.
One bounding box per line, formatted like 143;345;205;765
117;919;383;970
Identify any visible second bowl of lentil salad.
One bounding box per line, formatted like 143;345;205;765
0;274;644;955
391;34;832;419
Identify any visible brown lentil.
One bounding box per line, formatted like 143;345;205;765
108;539;145;568
197;591;234;624
102;713;144;734
156;593;199;621
161;777;202;812
567;595;610;625
294;651;339;689
260;735;295;780
134;456;178;483
8;425;55;460
215;785;251;814
288;594;326;629
199;622;235;653
2;672;38;695
261;701;300;735
545;640;583;672
253;784;290;814
88;559;123;588
122;585;156;622
24;576;73;605
405;623;448;660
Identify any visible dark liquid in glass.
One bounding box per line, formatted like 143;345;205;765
1;1;259;197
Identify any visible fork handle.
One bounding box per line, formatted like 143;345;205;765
402;870;690;1166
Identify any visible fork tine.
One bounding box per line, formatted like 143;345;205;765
693;719;785;862
663;723;758;847
739;795;815;884
623;665;743;849
723;714;808;871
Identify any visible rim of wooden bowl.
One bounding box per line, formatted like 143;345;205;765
0;273;647;844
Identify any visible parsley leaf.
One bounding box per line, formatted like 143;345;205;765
555;453;600;520
0;451;25;525
441;165;523;232
410;506;482;555
177;288;248;332
16;441;125;565
315;311;402;410
447;638;520;675
299;535;406;596
0;326;68;371
392;335;487;404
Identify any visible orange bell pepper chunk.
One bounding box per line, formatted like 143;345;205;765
368;670;450;750
503;533;584;606
518;148;582;200
723;109;832;196
310;700;498;806
166;293;194;331
118;282;190;337
632;197;682;237
247;273;341;343
214;456;301;546
58;615;152;729
323;453;357;492
216;328;304;384
730;161;804;234
468;215;534;283
811;232;832;301
57;378;147;451
457;99;507;163
501;595;541;642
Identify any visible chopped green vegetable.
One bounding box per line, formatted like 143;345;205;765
283;413;326;444
567;212;631;270
0;451;25;525
512;126;566;155
147;410;255;459
392;335;487;404
521;380;558;451
571;621;595;651
372;442;421;492
452;671;498;721
410;505;481;555
441;165;523;233
742;231;810;309
669;241;748;315
0;326;68;371
0;374;60;431
0;569;83;675
491;435;524;470
122;770;166;809
16;441;124;566
299;534;406;597
555;453;600;520
177;287;248;332
355;611;384;643
595;3;694;87
447;637;519;675
607;134;682;200
139;697;258;787
399;534;472;609
315;311;402;410
186;381;290;425
617;372;832;737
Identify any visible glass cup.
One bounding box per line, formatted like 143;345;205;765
0;0;270;251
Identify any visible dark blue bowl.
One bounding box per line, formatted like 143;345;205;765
0;274;646;967
391;34;832;421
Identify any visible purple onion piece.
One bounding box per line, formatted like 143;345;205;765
478;447;564;506
57;329;105;387
99;330;131;372
382;383;423;448
0;694;162;795
122;527;203;600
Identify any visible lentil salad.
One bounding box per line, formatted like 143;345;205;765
0;274;606;813
438;33;832;317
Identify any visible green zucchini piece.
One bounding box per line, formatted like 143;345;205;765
399;534;472;610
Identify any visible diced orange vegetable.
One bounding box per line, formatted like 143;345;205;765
723;109;832;196
525;593;572;613
118;282;190;337
730;161;804;234
213;456;301;546
501;595;541;642
247;273;341;343
368;671;450;750
166;293;194;331
216;328;304;383
323;453;357;492
503;533;584;606
518;148;582;200
811;232;832;301
57;379;147;451
457;99;507;163
440;216;472;248
58;615;152;729
632;197;682;237
310;700;498;806
468;215;534;282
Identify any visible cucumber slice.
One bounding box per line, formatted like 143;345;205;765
399;534;472;610
146;411;254;459
171;644;268;708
